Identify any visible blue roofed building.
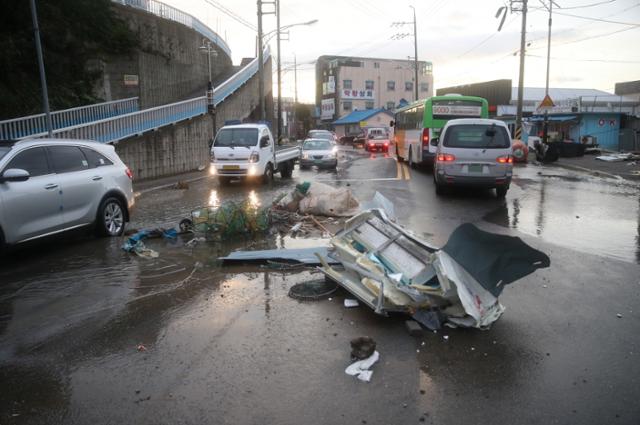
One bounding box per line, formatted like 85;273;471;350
331;108;394;140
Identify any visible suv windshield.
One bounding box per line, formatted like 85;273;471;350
443;124;510;149
214;128;259;147
0;146;10;161
303;140;332;150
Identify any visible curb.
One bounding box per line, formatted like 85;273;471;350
551;162;623;180
134;173;214;197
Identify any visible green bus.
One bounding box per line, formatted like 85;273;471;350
393;95;489;167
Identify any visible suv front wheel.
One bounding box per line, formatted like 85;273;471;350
97;197;126;237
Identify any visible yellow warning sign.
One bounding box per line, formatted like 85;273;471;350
539;94;555;109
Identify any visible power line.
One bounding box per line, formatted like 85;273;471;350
204;0;257;32
526;53;640;62
559;0;616;10
531;24;640;48
552;10;640;25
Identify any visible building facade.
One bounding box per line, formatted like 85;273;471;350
316;55;433;124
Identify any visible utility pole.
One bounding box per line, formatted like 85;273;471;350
515;0;528;140
543;1;558;146
29;0;52;137
411;5;419;102
392;6;420;103
276;0;282;142
293;54;298;139
257;0;265;122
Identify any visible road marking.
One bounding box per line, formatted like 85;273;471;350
396;161;403;180
402;163;411;180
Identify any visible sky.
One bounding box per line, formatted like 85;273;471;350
165;0;640;104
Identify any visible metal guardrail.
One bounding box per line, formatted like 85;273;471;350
114;0;231;57
50;97;207;143
24;48;270;144
0;97;139;140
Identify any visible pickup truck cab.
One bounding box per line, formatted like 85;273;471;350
210;124;300;184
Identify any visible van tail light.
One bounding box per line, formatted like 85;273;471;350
125;167;133;179
437;153;456;162
421;128;430;147
496;156;513;164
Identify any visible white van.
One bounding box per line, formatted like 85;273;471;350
433;119;513;198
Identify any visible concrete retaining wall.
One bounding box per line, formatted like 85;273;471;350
115;59;273;181
95;3;233;109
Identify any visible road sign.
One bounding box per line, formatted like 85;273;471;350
537;94;555;111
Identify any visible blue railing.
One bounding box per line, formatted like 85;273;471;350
25;48;270;144
114;0;231;57
0;97;139;140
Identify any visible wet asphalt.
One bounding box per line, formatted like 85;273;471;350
1;146;639;425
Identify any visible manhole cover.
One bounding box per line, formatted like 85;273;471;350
288;278;338;301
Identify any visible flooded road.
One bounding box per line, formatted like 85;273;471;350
1;146;639;424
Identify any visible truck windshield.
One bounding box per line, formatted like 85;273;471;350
303;140;332;150
443;125;510;149
214;128;259;147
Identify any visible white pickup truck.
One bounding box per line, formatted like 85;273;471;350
209;124;300;184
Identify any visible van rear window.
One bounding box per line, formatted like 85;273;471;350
443;125;510;149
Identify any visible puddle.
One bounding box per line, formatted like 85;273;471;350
485;177;640;264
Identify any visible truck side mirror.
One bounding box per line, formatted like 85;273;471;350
389;120;395;127
260;136;270;147
430;138;439;146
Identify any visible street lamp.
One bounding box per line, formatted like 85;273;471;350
199;39;218;93
199;39;218;135
269;14;318;142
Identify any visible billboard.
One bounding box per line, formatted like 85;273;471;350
341;89;374;100
321;98;335;120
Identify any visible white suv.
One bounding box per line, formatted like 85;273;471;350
0;139;135;248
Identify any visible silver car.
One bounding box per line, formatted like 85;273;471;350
433;119;513;198
0;138;135;249
299;139;338;169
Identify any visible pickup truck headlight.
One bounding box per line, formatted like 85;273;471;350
249;152;260;163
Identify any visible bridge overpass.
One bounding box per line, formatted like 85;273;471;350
0;0;273;180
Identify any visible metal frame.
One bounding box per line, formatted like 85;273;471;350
0;97;139;140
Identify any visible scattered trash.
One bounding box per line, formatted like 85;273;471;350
220;247;340;266
290;222;303;234
617;313;623;318
173;181;190;189
122;228;177;258
596;153;635;162
315;207;550;329
137;344;147;352
198;164;206;171
288;279;338;301
185;237;206;247
345;350;379;383
443;335;449;341
350;336;377;360
344;299;360;308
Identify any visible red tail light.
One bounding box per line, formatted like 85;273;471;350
437;153;456;162
125;167;133;179
422;128;430;147
496;156;513;164
384;142;389;147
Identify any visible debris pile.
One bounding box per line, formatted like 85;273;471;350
274;181;359;217
315;208;550;329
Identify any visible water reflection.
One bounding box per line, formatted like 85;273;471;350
249;190;261;208
208;190;220;208
484;177;640;264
